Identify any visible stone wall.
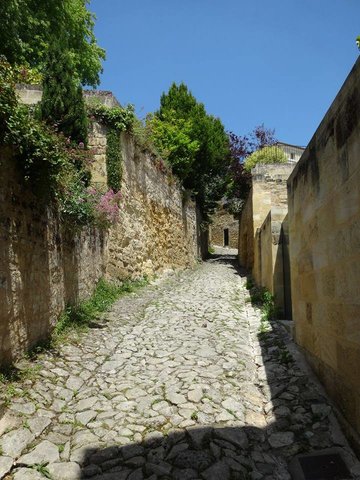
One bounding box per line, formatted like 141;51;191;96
89;124;198;279
256;208;291;317
0;90;199;365
209;207;238;249
0;149;107;366
238;163;295;315
238;192;254;270
287;57;360;451
16;84;43;105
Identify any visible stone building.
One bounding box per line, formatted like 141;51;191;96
277;141;305;163
238;163;297;317
210;142;305;257
209;203;239;249
236;143;304;317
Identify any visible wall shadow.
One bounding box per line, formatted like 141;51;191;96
0;149;106;370
62;227;81;308
0;158;53;368
273;214;292;320
76;252;357;479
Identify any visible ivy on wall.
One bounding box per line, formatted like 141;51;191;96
106;128;122;192
87;101;135;192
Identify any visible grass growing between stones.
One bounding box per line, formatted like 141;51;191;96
32;463;51;479
53;277;149;341
0;364;41;407
0;277;149;403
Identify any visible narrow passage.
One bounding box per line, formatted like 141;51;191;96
0;251;359;480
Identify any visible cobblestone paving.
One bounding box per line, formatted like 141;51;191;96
1;251;360;479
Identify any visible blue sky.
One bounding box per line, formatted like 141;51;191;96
90;0;360;146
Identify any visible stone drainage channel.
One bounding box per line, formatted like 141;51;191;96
0;249;359;480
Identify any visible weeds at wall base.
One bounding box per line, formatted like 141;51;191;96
245;276;294;365
0;276;149;405
245;277;279;332
53;277;149;343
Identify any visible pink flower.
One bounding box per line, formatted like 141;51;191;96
87;187;97;196
93;189;123;227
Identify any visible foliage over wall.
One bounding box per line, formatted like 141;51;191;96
244;145;287;172
39;43;89;147
226;125;278;213
0;0;123;229
106;129;122;192
87;102;135;131
0;58;123;229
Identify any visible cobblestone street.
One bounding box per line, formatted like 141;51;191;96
1;251;359;480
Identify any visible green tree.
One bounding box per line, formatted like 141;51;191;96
159;83;198;118
40;43;88;146
147;111;200;181
155;82;230;216
0;0;105;86
244;145;287;172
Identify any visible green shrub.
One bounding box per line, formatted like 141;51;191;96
249;286;277;318
244;146;287;172
245;277;254;290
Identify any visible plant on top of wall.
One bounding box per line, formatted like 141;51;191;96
87;101;135;131
225;125;278;213
244;145;287;172
0;57;122;230
39;42;89;147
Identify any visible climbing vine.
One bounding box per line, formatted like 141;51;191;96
106;128;122;192
88;101;135;191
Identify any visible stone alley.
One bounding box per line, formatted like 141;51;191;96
0;251;359;480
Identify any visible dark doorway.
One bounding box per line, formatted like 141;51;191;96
224;228;229;247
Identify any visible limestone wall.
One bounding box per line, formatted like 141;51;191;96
108;132;198;278
15;84;43;105
251;163;294;232
209;208;238;249
0;103;199;366
0;149;107;365
239;163;295;287
89;125;198;279
287;57;360;450
257;208;290;317
238;192;254;270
